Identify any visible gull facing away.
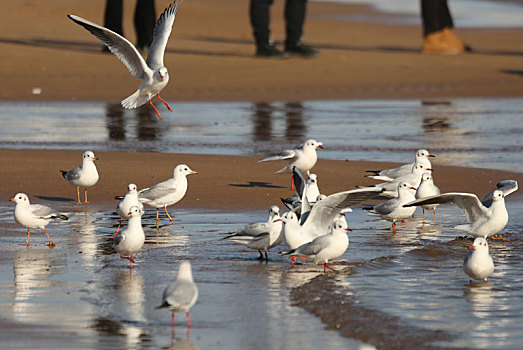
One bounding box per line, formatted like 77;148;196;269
114;206;145;269
365;149;435;182
463;237;494;283
403;189;511;239
10;193;68;247
61;151;99;205
68;0;183;119
223;206;283;261
364;182;417;234
415;173;441;223
281;220;350;272
157;261;198;328
259;139;323;188
113;183;145;236
138;164;197;228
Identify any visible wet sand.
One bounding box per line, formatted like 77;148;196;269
1;149;522;209
0;0;522;102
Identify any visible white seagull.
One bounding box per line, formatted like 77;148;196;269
223;206;283;261
364;182;417;233
415;173;441;223
259;139;323;189
138;164;197;228
61;151;99;205
281;220;350;272
373;163;432;198
365;149;435;182
404;189;510;239
68;0;183;119
10;193;68;247
114;206;145;269
113;183;145;236
157;261;198;327
463;237;494;283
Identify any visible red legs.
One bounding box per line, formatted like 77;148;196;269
433;209;436;224
422;209;426;223
324;263;337;273
76;186;82;205
157;93;172;112
391;221;397;235
291;176;295;191
164;206;174;223
149;99;163;119
491;236;510;241
186;312;192;328
289;255;307;267
120;255;135;269
25;229;30;246
156;208;160;229
44;229;55;247
112;219;122;236
171;313;175;328
84;188;91;204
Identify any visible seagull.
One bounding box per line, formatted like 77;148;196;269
114;206;145;269
258;139;323;189
223;206;283;261
68;0;183;119
138;164;197;228
113;184;145;236
404;186;513;239
372;163;432;198
463;237;494;283
415;173;441;223
61;151;99;205
481;180;518;208
157;261;198;328
281;220;350;272
280;187;382;251
10;193;68;247
364;182;417;233
365;149;435;182
281;167;322;210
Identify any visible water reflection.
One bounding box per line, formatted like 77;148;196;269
105;103;162;141
251;102;307;143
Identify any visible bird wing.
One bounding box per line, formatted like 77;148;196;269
64;166;82;181
373;198;399;216
297;235;330;256
481;180;518;207
30;204;57;218
303;187;383;233
258;149;296;162
292;166;306;198
146;0;183;69
68;15;149;79
235;222;270;237
114;232;126;247
138;180;176;201
404;192;488;221
164;280;197;310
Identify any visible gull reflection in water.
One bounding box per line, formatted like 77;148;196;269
116;270;148;347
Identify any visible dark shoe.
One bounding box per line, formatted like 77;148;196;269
255;45;288;58
285;42;320;57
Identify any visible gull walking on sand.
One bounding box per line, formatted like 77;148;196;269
281;220;350;272
415;173;441;223
68;0;183;119
404;188;512;240
10;193;68;247
157;261;198;328
139;164;197;228
258;139;323;189
113;184;144;236
61;151;99;205
364;182;417;234
464;237;494;283
366;149;435;182
223;206;283;261
114;206;145;269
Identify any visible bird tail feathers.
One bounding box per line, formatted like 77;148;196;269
280;249;295;255
156;301;170;309
121;90;148;109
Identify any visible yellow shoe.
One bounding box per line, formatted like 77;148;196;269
421;30;462;55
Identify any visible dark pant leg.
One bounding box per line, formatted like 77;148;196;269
284;0;307;47
104;0;124;35
421;0;452;35
134;0;156;50
250;0;273;48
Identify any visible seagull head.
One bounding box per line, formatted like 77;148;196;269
470;237;489;251
83;151;98;161
491;190;504;201
128;206;142;217
421;173;432;183
10;193;30;205
158;67;169;81
128;183;138;193
305;139;323;150
174;164;197;177
417;149;435;158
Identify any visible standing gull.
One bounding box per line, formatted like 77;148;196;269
113;183;144;236
138;164;197;228
463;237;494;283
114;206;145;269
365;149;435;181
61;151;99;205
68;0;183;119
415;173;441;223
10;193;68;247
157;261;198;327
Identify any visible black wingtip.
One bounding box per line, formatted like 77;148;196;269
59;214;69;221
365;170;381;176
60;170;68;179
156;301;170;309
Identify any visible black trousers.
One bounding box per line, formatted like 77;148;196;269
104;0;156;49
249;0;307;48
421;0;454;36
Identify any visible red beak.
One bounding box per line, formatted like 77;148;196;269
427;154;435;158
469;244;475;249
317;145;324;149
410;187;417;190
426;168;433;171
345;228;352;231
